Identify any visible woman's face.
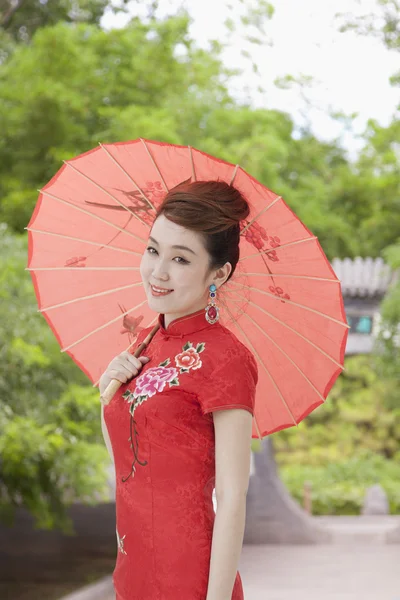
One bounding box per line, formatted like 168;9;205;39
140;213;228;326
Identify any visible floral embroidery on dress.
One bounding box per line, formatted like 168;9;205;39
120;341;206;482
175;341;205;372
116;528;127;555
122;341;206;417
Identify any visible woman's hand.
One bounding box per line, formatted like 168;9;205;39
99;351;150;396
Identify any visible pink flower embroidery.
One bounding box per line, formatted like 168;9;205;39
121;340;206;481
133;366;178;399
122;341;206;418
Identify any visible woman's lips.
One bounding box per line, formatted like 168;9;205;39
150;284;173;297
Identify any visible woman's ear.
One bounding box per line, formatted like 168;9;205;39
213;262;232;288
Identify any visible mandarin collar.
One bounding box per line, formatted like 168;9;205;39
158;308;214;339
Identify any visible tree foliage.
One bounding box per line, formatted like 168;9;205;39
335;0;400;54
273;354;400;514
0;224;110;531
279;452;400;515
1;15;399;258
0;0;128;42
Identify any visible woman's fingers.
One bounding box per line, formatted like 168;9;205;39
104;353;151;384
122;352;149;370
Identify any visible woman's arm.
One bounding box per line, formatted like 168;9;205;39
206;495;247;600
99;376;115;464
205;408;253;600
100;403;114;464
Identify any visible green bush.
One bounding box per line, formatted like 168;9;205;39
268;353;400;515
278;452;400;515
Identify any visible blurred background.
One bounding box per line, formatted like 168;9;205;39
0;1;399;599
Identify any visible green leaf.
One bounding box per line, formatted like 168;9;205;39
159;358;170;367
180;368;189;374
195;342;205;353
183;341;192;351
169;378;179;387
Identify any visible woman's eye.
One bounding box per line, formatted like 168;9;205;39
146;247;189;265
174;257;189;264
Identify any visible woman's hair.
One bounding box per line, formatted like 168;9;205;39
155;180;250;283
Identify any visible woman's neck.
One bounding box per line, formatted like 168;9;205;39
163;304;207;329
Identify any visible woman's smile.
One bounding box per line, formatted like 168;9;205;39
150;284;174;297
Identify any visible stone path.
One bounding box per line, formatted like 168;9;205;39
97;543;400;600
59;517;400;600
240;543;400;600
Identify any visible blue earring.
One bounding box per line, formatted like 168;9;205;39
205;284;219;324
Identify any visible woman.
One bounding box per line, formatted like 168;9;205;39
99;180;258;600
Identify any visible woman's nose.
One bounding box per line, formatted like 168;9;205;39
151;263;169;281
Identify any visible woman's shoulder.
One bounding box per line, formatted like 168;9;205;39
196;323;259;391
209;322;258;368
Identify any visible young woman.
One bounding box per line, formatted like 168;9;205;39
99;180;258;600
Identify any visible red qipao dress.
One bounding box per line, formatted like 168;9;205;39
103;308;258;600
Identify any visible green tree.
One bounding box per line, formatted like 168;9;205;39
0;0;127;41
0;15;234;231
0;224;110;531
0;16;389;258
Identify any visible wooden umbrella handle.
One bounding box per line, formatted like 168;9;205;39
100;323;160;405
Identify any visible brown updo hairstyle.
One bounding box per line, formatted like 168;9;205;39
155;180;250;283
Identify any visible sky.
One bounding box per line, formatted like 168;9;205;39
101;0;399;161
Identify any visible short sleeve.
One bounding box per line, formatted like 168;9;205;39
199;344;258;416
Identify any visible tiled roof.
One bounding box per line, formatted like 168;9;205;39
331;257;399;298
